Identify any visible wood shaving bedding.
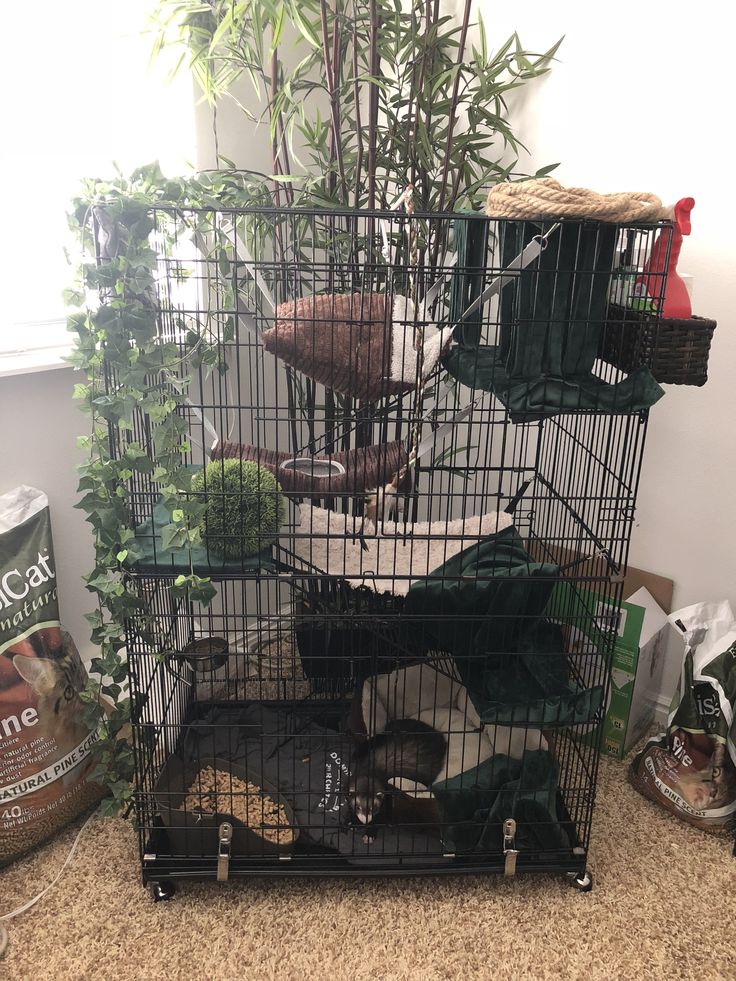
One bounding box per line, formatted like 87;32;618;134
183;766;295;845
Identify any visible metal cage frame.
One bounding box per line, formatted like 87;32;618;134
97;205;670;894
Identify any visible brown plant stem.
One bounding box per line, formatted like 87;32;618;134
407;2;429;193
269;38;298;450
447;147;469;214
270;48;282;212
367;0;379;212
352;26;364;211
436;0;472;215
320;0;347;201
421;0;439;209
277;116;294;207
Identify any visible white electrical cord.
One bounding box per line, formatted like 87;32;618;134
0;807;99;959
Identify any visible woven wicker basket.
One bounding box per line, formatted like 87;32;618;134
601;304;716;386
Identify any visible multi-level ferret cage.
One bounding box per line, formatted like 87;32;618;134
98;202;679;897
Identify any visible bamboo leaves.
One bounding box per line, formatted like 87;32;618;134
153;0;561;217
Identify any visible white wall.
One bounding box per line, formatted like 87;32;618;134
0;367;96;661
194;79;274;175
1;0;195;333
0;1;197;666
463;0;736;700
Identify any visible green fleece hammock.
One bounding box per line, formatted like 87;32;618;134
433;749;573;854
402;526;603;726
444;219;664;420
133;495;278;574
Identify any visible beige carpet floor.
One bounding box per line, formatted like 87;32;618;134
2;753;734;981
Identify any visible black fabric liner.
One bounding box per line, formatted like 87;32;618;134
165;701;575;862
174;703;444;864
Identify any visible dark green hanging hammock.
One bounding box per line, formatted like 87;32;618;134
401;526;603;726
449;213;489;350
432;749;574;854
445;219;664;420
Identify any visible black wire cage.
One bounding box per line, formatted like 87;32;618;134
100;204;671;897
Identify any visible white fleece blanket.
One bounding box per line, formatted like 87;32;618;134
294;506;514;595
362;662;547;796
389;295;454;387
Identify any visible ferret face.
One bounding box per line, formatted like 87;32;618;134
352;790;384;824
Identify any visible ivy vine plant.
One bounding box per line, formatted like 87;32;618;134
67;165;277;814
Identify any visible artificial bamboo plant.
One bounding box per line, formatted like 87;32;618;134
69;1;560;812
152;0;560;214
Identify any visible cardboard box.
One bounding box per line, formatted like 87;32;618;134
545;573;673;759
592;586;671;758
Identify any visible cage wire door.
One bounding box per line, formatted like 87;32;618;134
107;206;668;889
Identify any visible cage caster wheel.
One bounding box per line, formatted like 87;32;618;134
150;880;176;902
568;870;593;892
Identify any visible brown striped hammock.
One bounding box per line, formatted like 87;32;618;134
261;292;453;402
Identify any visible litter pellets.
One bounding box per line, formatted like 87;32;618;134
183;767;295;845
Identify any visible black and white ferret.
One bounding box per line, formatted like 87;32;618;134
348;719;446;832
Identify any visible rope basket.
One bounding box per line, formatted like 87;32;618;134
601;304;716;386
486;178;667;223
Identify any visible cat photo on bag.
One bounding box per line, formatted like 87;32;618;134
0;486;104;866
629;600;736;834
9;626;90;756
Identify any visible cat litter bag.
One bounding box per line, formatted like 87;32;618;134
0;486;103;866
629;600;736;835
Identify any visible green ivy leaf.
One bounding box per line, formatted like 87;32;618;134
85;570;126;598
169;573;216;607
188;577;217;606
62;287;85;307
161;523;189;550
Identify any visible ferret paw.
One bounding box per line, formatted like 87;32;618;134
362;833;376;845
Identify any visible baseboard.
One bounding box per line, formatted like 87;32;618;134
654;692;671;724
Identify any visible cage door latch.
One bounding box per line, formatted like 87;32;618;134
217;822;233;882
503;818;518;877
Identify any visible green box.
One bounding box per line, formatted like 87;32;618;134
546;582;670;759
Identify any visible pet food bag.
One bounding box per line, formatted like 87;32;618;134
629;600;736;834
0;486;103;866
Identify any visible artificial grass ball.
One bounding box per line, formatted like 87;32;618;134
191;459;285;560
